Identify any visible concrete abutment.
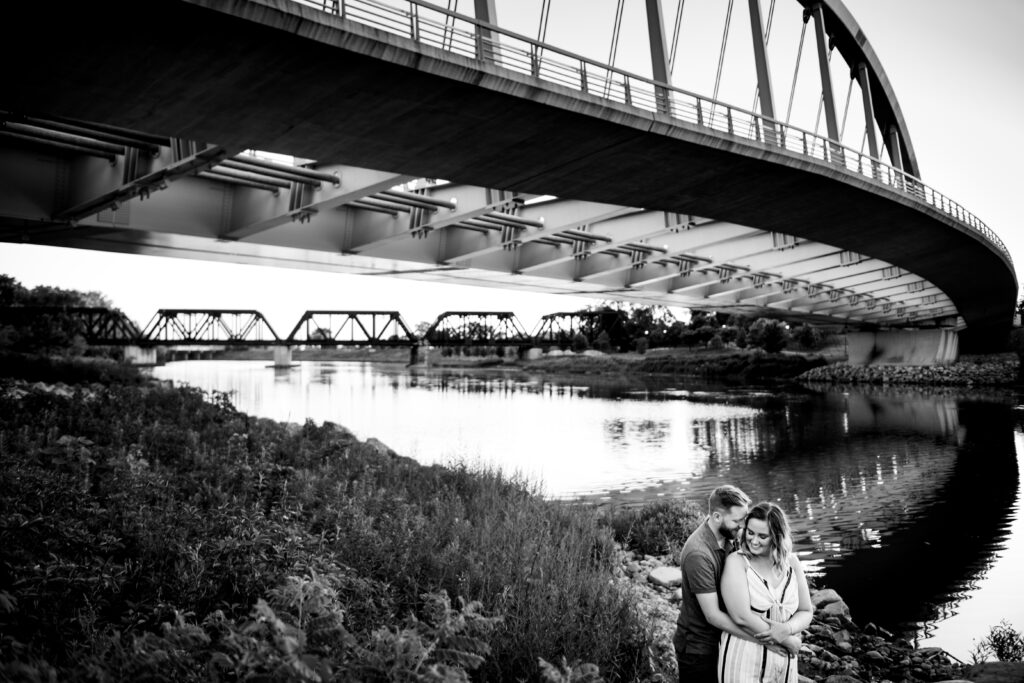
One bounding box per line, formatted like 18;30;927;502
846;329;959;366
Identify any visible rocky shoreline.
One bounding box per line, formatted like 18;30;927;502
613;548;1023;683
797;358;1019;386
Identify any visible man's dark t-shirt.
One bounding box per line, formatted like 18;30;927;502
675;520;729;655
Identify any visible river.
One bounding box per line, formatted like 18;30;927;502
152;358;1023;661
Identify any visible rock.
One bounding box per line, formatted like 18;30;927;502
811;588;844;608
962;661;1024;683
863;650;886;663
798;676;816;683
822;675;862;683
364;437;396;457
832;629;852;646
821;600;852;620
647;566;683;588
625;561;642;576
670;588;682;602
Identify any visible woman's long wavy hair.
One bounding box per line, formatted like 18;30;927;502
741;502;793;571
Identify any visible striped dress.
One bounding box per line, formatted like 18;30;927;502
718;554;799;683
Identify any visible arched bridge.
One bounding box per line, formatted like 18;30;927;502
0;0;1015;356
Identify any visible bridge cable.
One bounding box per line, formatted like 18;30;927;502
838;75;854;141
603;0;625;97
669;0;685;77
442;0;458;50
711;0;736;119
785;19;808;124
537;0;551;42
532;0;551;73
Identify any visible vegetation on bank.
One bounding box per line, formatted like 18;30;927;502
0;358;670;681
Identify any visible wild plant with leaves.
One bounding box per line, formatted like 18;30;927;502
0;368;660;681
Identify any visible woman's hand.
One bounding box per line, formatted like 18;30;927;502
762;617;793;644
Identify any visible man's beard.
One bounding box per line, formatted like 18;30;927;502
719;521;739;540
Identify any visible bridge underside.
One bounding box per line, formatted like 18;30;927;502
0;143;966;329
0;0;1015;349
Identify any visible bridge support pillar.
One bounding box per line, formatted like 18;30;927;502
847;329;959;366
273;345;294;368
124;345;158;366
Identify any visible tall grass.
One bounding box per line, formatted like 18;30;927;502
0;374;657;681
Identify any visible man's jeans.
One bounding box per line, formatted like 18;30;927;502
673;627;718;683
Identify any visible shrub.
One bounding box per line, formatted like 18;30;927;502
571;333;589;353
793;324;823;350
606;500;704;558
972;620;1024;662
0;370;658;681
633;336;649;354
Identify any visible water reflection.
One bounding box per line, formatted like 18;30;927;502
152;360;1021;658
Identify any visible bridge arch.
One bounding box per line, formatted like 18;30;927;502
0;0;1014;351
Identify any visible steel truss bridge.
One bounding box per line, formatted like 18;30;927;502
0;307;615;349
0;0;1015;352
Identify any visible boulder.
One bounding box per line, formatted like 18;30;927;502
821;600;852;620
811;588;844;608
822;675;863;683
648;566;683;589
961;662;1024;683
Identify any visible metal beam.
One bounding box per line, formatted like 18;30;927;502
645;0;673;114
810;3;841;145
55;144;230;223
856;63;880;161
223;168;414;241
748;0;778;133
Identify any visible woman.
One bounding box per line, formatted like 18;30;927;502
718;502;813;683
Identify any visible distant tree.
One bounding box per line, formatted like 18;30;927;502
746;318;789;353
0;274;124;355
413;320;432;339
571;332;590;353
793;324;823;350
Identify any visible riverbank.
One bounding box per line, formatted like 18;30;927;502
209;345;833;381
0;365;662;681
203;345;1024;387
797;354;1019;386
2;364;1021;681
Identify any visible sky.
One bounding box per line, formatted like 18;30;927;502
1;0;1022;334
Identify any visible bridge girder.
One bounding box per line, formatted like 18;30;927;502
0;128;962;329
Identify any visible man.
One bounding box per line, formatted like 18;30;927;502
674;484;762;683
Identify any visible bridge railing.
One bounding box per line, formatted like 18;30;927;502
292;0;1010;265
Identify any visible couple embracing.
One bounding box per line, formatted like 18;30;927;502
673;485;813;683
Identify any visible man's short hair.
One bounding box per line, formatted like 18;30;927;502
708;485;750;514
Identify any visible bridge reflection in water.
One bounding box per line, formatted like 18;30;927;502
151;360;1019;653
